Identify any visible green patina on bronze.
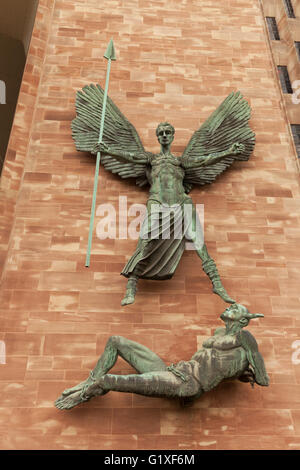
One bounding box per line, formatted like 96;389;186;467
54;303;269;410
85;39;116;268
72;86;255;305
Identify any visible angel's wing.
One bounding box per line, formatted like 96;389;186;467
71;84;149;187
238;330;269;387
181;91;255;187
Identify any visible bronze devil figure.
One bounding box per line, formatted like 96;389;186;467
55;303;268;410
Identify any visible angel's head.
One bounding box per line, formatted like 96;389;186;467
156;122;175;148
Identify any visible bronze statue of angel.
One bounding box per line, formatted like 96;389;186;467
72;88;255;305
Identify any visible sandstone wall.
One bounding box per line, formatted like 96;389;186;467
0;0;300;450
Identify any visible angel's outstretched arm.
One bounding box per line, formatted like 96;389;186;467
91;142;149;164
183;143;244;169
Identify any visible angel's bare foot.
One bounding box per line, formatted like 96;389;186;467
121;277;138;306
121;291;136;306
213;283;235;304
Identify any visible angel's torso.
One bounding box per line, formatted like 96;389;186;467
148;153;188;205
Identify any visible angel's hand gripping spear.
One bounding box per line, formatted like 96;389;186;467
84;39;116;268
72;69;255;305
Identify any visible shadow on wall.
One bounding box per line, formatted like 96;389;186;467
0;0;38;174
0;33;26;172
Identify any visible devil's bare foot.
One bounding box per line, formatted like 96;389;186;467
213;284;235;304
55;379;106;410
61;376;94;397
55;387;88;410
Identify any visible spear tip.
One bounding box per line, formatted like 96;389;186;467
104;38;116;61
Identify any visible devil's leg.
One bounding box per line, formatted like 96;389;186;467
58;335;120;399
55;336;167;409
81;370;200;401
93;335;168;376
60;335;167;395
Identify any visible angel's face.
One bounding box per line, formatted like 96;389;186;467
157;126;174;147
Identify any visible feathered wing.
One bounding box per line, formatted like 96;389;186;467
181;91;255;187
238;330;269;387
71;84;150;187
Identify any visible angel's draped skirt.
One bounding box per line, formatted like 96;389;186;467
121;198;203;280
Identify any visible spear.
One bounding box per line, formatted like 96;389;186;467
85;39;116;267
